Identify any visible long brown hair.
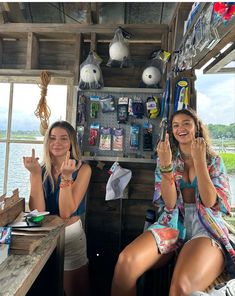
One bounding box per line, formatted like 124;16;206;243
168;108;216;160
42;121;81;192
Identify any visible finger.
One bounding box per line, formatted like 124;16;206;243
64;151;70;165
60;161;64;171
190;133;195;142
68;159;75;168
32;148;36;161
165;133;171;147
66;150;70;160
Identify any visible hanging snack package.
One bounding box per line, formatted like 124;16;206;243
77;95;87;125
130;124;140;151
146;96;160;119
107;27;132;68
112;128;124;152
79;51;103;90
88;123;99;146
90;96;100;118
100;95;115;113
99;127;112;151
143;122;153;151
117;97;129;124
132;97;145;119
128;98;133;116
77;126;85;148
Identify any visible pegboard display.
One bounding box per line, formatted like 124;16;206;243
76;87;164;160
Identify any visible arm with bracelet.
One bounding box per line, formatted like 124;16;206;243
156;133;177;209
58;151;91;219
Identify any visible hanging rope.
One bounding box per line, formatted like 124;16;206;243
34;71;51;135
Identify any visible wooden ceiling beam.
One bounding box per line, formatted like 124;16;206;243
0;23;168;34
0;3;10;23
0;23;168;43
203;44;235;74
5;2;26;23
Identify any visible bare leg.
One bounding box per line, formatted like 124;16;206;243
169;237;224;296
111;231;174;296
64;264;90;296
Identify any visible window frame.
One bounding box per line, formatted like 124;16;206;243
0;77;75;196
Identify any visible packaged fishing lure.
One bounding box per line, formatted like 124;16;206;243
112;128;124;151
130;124;140;150
88;123;100;146
99;127;112;151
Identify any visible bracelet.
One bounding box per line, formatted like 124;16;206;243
61;175;73;181
60;179;73;189
160;163;173;173
160;168;173;174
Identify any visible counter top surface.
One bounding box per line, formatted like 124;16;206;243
0;215;65;296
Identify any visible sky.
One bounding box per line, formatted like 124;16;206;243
0;84;67;131
195;69;235;125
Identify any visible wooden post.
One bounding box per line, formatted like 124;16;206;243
0;38;2;68
26;32;38;69
73;33;82;85
90;32;97;52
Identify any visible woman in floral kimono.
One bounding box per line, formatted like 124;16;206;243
111;108;234;296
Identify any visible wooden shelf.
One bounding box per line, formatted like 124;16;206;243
79;86;163;94
0;23;169;87
82;156;156;164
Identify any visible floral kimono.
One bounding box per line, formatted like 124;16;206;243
148;152;235;276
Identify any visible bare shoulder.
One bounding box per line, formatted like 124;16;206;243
78;162;92;176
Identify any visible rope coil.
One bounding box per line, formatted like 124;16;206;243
34;71;51;135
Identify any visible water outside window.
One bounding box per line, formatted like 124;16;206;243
0;83;67;201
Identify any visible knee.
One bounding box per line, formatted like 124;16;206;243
114;249;139;279
170;276;192;296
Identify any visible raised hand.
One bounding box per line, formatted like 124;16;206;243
60;151;76;178
191;135;206;164
23;148;41;174
156;133;172;167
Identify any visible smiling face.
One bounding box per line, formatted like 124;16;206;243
172;113;196;145
49;127;71;158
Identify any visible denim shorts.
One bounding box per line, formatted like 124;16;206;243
184;203;222;250
64;219;88;271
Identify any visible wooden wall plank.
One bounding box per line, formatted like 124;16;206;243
2;40;27;68
26;32;38;69
73;33;82;85
90;32;97;52
0;38;2;67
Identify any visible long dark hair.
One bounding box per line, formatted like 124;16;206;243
168;108;216;160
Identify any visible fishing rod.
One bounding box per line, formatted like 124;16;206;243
159;75;171;142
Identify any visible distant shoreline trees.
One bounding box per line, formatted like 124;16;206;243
207;123;235;139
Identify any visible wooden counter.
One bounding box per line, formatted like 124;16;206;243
0;215;65;296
